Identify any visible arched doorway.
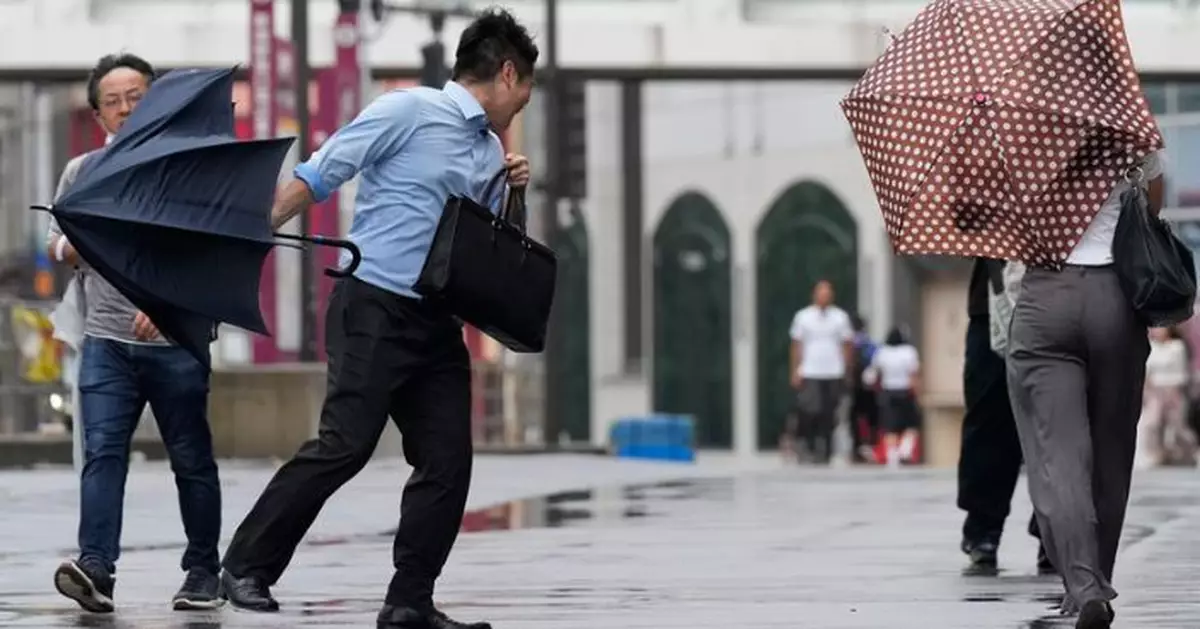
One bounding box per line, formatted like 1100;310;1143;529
652;191;734;448
755;182;858;449
546;206;592;443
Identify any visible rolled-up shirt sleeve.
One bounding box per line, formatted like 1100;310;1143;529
293;90;421;203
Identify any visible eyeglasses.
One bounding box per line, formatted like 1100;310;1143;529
99;91;145;111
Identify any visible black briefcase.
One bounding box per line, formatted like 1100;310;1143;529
414;179;557;353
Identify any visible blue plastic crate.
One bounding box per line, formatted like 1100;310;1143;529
609;414;696;462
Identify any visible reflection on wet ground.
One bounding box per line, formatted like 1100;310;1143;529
2;468;1199;627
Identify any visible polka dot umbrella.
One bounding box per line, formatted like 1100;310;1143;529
841;0;1164;268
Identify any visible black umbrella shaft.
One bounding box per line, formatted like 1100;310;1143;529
294;0;318;362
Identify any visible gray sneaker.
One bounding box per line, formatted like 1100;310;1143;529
173;567;223;610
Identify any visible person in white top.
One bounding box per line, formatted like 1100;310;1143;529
1006;150;1165;622
1138;326;1197;468
865;327;922;468
786;280;853;464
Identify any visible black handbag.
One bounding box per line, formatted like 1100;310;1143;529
414;172;558;353
1112;184;1197;327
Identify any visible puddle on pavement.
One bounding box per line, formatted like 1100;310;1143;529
0;478;727;565
459;478;726;533
960;592;1063;604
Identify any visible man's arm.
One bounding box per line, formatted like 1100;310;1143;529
909;351;923;398
842;338;855;382
1149;176;1164;217
790;339;803;388
270;180;317;231
46;155;87;266
788;313;804;388
840;314;855;382
282;90;420;229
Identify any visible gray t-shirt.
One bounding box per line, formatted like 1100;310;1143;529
48;151;169;346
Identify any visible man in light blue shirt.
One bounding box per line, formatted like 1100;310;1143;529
219;10;536;629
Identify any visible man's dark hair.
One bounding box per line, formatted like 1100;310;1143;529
885;326;907;346
86;53;156;111
452;8;539;82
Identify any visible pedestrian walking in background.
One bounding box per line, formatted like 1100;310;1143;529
955;259;1052;574
47;52;223;614
787;280;854;465
1138;326;1198;468
847;315;880;463
218;10;537;629
866;327;921;467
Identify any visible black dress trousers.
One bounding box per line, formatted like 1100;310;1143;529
222;277;473;608
957;259;1038;545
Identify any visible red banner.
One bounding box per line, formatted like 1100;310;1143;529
249;0;283;364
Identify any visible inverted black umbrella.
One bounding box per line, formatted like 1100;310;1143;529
32;67;360;368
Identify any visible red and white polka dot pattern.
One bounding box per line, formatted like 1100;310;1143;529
842;0;1164;268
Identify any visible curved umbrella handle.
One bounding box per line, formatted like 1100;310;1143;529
272;233;362;278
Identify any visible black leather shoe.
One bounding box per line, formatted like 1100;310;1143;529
1075;599;1114;629
377;604;492;629
962;539;999;567
219;570;279;612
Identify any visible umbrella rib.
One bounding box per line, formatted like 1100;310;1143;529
843;93;976;241
995;96;1155;151
61;200;275;245
992;99;1144;148
990;3;1086;92
947;0;983;95
842;93;969;109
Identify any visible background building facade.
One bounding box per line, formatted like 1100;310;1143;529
2;0;1200;461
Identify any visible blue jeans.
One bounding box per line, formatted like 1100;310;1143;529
77;336;221;575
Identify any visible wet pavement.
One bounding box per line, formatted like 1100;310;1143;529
1;457;1199;627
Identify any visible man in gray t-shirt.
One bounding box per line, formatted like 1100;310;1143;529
47;52;222;615
48;153;169;347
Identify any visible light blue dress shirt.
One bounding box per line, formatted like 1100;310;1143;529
294;81;507;298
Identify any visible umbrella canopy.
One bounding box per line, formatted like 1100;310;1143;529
841;0;1164;268
35;67;359;367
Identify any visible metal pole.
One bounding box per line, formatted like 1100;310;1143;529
542;0;562;446
293;0;317;361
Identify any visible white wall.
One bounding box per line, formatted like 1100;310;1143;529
0;0;1195;73
583;80;892;453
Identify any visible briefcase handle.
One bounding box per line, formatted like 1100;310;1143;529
480;167;528;233
503;186;527;233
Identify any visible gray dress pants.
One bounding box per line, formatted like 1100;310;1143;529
1007;265;1148;606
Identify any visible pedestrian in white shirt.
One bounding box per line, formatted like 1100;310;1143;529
1138;326;1197;468
866;327;922;468
787;280;853;464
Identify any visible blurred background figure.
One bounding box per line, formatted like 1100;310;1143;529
787;280;853;465
956;258;1049;574
847;314;880;464
1138;326;1198;468
866;326;921;468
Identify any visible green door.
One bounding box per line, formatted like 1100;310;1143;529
546;208;591;443
652;192;734;448
755;182;858;449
